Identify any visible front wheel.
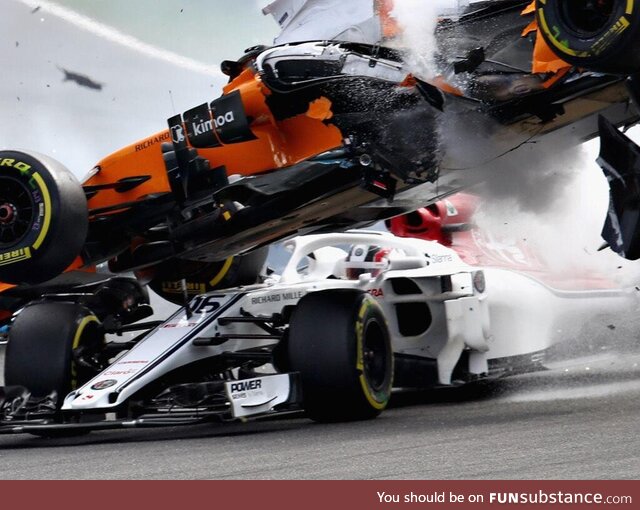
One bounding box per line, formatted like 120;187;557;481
5;301;103;400
287;290;393;422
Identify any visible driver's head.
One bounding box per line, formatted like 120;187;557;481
344;244;390;279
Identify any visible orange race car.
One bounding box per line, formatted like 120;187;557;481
1;0;640;323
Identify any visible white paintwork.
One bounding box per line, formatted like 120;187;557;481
225;374;292;419
62;231;639;414
58;230;639;416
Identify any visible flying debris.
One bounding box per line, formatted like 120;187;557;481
58;67;104;91
30;6;41;14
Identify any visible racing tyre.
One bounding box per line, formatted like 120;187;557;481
147;248;268;305
0;150;88;284
536;0;640;74
288;290;393;422
5;302;103;401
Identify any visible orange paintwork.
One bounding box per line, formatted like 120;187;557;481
371;0;570;78
522;1;536;15
429;75;464;97
82;3;570;216
375;0;401;40
83;130;173;213
84;68;343;212
531;30;573;74
521;1;571;74
0;282;15;318
68;256;95;272
0;256;92;300
306;97;335;121
541;67;572;88
522;19;537;37
0;282;14;293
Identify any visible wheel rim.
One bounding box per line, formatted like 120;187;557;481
362;318;388;392
0;177;35;249
562;0;616;37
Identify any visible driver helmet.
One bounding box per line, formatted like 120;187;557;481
344;244;391;279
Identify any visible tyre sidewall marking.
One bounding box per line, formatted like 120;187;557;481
30;172;52;250
0;159;52;263
156;257;234;301
70;314;99;390
205;205;235;288
355;296;391;410
537;2;633;59
157;205;235;295
160;280;206;296
208;256;234;287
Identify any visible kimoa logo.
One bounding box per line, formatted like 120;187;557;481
192;111;236;136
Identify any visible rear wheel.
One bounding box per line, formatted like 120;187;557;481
287;290;393;422
0;150;88;284
536;0;640;73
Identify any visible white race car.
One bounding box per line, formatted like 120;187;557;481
0;231;635;436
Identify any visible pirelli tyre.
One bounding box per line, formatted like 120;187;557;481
147;247;269;305
5;302;103;401
287;290;393;422
0;150;88;284
536;0;640;74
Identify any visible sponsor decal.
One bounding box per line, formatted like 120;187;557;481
225;374;291;418
592;16;630;56
101;368;138;377
167;113;187;149
184;102;221;149
210;91;257;144
250;290;305;306
230;380;262;393
278;11;289;26
0;247;32;266
230;379;264;401
189;295;222;314
368;288;384;298
0;158;31;173
80;394;94;401
251;294;281;305
171;124;185;144
427;253;453;264
90;379;118;391
162;321;199;329
168;92;256;151
189;111;236;136
117;293;244;394
117;360;148;365
135;132;171;152
29;200;43;233
161;281;206;295
213;111;236;128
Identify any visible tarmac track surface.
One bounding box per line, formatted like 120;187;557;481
3;0;640;482
0;349;638;480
